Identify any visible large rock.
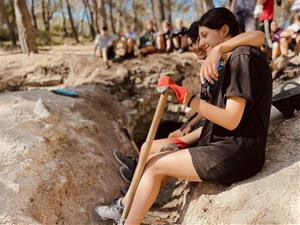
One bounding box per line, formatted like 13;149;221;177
0;86;136;225
179;106;300;225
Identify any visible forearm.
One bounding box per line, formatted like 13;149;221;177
281;30;294;38
191;99;235;130
180;126;203;145
189;96;245;131
189;114;202;127
218;31;265;54
185;108;197;119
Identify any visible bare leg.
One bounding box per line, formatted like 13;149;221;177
272;42;281;61
101;47;110;68
172;36;180;49
123;149;201;225
139;46;156;56
180;35;188;50
166;38;172;52
156;34;165;52
295;36;300;54
280;37;290;57
127;39;136;55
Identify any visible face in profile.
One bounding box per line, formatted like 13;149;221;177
125;25;132;33
176;19;184;29
101;29;107;36
162;22;171;32
190;37;206;59
146;20;154;31
198;26;226;54
270;21;278;32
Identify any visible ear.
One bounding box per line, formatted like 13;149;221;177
221;24;230;37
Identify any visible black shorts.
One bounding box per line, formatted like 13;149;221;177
188;136;265;185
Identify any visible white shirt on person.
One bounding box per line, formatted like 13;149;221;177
287;23;300;32
94;34;118;50
291;0;300;12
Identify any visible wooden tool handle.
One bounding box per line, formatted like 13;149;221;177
121;92;168;221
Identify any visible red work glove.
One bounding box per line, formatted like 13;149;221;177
157;76;188;104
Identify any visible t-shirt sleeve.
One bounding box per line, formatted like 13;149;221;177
225;53;254;102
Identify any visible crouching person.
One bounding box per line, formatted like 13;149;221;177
172;18;189;53
138;19;156;57
93;26;117;69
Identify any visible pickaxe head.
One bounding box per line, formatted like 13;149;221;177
156;76;174;93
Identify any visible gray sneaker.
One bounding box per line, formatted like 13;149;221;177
95;198;124;221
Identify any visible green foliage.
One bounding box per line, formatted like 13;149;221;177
6;0;15;24
0;25;10;41
51;23;63;34
36;30;52;46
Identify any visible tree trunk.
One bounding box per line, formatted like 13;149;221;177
149;0;157;28
41;0;50;31
202;0;214;13
166;0;172;23
65;0;79;42
41;0;57;32
107;0;115;33
0;0;17;47
82;0;95;38
158;0;165;22
115;0;123;33
14;0;38;53
131;0;137;31
91;0;100;33
31;0;38;30
60;0;68;37
97;0;107;30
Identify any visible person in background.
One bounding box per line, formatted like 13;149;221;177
156;20;173;53
172;18;189;53
138;19;156;57
254;0;275;48
231;0;256;32
280;11;300;56
291;0;300;13
93;26;117;69
121;24;137;59
270;20;284;61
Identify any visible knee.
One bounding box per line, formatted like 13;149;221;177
127;39;135;45
144;156;166;177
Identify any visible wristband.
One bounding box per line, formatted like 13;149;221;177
187;95;196;107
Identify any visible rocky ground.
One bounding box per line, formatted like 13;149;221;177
0;45;299;225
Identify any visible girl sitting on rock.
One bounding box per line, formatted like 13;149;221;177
95;7;271;225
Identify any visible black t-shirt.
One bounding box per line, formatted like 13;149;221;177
197;46;272;156
138;29;156;49
212;46;272;141
189;46;271;184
